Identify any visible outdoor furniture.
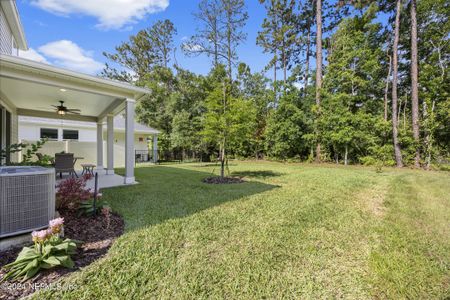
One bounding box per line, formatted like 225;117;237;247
54;153;77;178
81;163;96;175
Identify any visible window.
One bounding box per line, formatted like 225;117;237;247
40;128;58;140
63;130;79;140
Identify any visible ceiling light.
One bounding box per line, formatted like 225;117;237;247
60;89;67;92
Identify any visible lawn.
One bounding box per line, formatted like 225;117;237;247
36;161;449;299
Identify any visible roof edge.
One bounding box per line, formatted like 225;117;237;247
1;1;27;50
0;54;150;97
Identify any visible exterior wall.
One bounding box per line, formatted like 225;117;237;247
19;124;97;142
0;6;13;55
20;132;150;169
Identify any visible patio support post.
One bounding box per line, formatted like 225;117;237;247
124;99;135;184
106;114;114;175
153;134;158;163
96;121;104;170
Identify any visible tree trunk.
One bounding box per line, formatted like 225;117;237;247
304;23;311;93
344;145;348;166
315;0;322;163
423;100;435;170
226;8;232;82
391;0;403;167
282;37;287;85
220;142;225;178
410;0;420;167
273;54;277;95
384;53;392;121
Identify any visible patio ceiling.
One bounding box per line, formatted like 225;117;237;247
0;54;148;121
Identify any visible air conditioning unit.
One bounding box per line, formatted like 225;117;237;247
0;166;55;238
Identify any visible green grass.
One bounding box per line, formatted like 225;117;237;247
36;161;449;299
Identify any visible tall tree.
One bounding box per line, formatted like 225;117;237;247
183;0;226;68
391;0;404;167
221;0;248;81
257;0;280;93
315;0;323;162
101;19;176;83
148;20;177;69
410;0;420;167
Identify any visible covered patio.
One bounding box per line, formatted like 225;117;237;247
0;54;150;185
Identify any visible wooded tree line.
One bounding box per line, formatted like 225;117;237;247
102;0;449;171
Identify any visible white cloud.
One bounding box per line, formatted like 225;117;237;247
182;42;203;52
38;40;103;74
19;48;49;63
31;0;169;30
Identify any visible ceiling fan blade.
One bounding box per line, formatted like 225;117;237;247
51;105;60;108
67;109;81;112
67;111;81;115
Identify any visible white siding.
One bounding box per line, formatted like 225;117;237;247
78;128;96;142
0;6;13;55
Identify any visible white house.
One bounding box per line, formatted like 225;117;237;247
18;115;159;168
0;0;154;184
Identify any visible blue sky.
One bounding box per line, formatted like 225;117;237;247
17;0;271;77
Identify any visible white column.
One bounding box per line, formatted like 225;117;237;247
96;121;104;170
106;114;114;175
124;99;135;184
153;134;158;163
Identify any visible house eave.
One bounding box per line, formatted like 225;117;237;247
0;54;150;99
1;1;28;50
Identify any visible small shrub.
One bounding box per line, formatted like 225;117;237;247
78;194;109;217
1;218;78;282
56;174;93;210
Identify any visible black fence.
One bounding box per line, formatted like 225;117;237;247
135;149;213;164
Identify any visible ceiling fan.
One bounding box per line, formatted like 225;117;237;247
52;101;81;115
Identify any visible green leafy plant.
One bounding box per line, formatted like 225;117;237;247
0;143;28;166
22;139;47;164
1;218;78;282
78;197;109;217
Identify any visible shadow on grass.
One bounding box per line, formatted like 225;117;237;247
231;170;284;179
109;165;278;231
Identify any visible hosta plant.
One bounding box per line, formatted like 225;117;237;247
1;218;79;282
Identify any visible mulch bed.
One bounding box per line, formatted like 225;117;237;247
0;211;124;300
202;176;245;184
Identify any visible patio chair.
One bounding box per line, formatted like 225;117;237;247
54;153;78;178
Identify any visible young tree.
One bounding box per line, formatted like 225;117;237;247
391;0;404;167
202;66;255;177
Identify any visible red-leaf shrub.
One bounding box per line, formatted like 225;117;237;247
56;174;93;210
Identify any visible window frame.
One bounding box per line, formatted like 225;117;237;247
40;128;58;140
62;129;79;141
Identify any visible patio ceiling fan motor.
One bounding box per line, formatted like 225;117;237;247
53;101;81;115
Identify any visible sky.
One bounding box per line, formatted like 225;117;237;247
16;0;271;77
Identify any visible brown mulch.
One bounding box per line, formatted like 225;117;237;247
202;176;245;184
0;211;124;300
